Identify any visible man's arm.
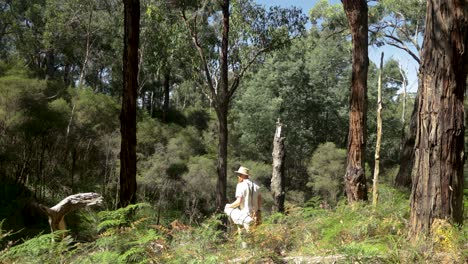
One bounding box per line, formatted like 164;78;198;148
227;196;243;208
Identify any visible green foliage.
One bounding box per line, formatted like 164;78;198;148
83;204;164;264
72;88;120;135
307;142;346;206
309;0;347;31
0;231;74;264
97;203;151;232
231;0;307;54
182;155;217;222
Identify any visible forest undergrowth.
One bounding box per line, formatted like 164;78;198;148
1;185;467;264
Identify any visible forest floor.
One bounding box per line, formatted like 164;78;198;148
1;185;467;263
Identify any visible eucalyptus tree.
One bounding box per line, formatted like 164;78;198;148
341;0;369;202
173;0;306;211
119;0;140;208
409;0;467;236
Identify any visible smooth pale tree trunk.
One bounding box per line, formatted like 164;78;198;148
409;0;467;236
271;119;286;213
372;52;383;208
119;0;140;208
342;0;369;202
79;10;93;87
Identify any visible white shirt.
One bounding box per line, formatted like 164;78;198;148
235;179;260;214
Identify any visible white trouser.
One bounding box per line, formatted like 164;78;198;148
224;205;253;230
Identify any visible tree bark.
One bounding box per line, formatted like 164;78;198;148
409;0;467;236
214;0;230;213
342;0;369;202
271;119;286;213
372;52;383;208
215;106;228;212
119;0;140;208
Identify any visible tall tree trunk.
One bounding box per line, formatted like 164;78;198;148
372;52;384;208
271;119;285;213
214;0;230;213
215;106;228;212
119;0;140;208
409;0;467;236
342;0;369;202
162;71;170;123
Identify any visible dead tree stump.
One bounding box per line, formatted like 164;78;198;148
271;119;286;213
37;192;103;232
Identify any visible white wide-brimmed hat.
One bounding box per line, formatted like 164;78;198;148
234;166;250;176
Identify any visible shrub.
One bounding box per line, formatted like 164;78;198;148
307;142;346;206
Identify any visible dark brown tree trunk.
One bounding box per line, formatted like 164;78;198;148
271;119;285;213
394;90;419;188
213;0;230;213
342;0;369;202
215;106;228;212
163;72;170;123
409;0;467;236
119;0;140;208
